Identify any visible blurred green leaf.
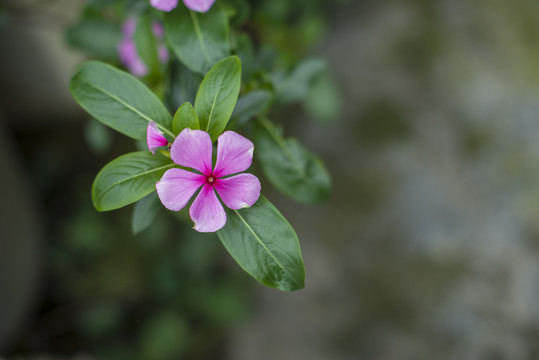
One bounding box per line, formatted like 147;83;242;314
140;311;188;360
132;192;161;234
92;152;174;211
217;196;305;291
166;60;202;111
253;118;331;203
229;90;273;128
70;61;174;140
256;46;278;73
304;71;340;123
172;102;200;135
225;0;250;27
273;58;326;104
235;32;255;81
66;8;121;61
194;56;242;141
164;4;230;74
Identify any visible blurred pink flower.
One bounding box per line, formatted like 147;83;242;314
156;128;261;232
150;0;216;13
118;18;169;77
151;21;169;63
118;18;148;76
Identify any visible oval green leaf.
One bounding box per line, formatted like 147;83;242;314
164;4;230;75
217;196;305;291
166;60;202;111
272;58;326;105
132;191;161;234
253;118;331;203
70;61;173;140
92;152;174;211
66;8;122;61
172;102;200;135
194;56;242;142
304;71;341;123
228;89;273;129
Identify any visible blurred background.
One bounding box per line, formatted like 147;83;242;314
2;0;539;359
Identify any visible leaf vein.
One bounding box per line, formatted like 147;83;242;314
97;163;174;204
258;117;304;176
190;11;211;64
88;82;175;138
233;209;285;271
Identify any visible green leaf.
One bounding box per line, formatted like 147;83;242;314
225;0;250;27
304;70;341;123
164;4;230;74
70;61;173;140
272;58;326;105
228;90;272;129
132;192;161;234
92;151;174;211
253;118;331;203
217;196;305;291
235;32;255;81
166;60;202;111
172;102;200;135
66;8;121;61
194;56;242;142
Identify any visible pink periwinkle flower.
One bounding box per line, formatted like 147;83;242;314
155;128;261;232
118;18;148;76
150;0;216;13
147;122;169;154
118;18;169;77
151;22;169;63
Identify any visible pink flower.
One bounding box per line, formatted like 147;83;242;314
118;18;148;76
151;22;169;63
155;128;261;232
147;122;169;154
118;18;169;77
150;0;216;13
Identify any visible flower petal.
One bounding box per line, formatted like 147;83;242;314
156;168;205;211
170;129;213;176
150;0;179;11
158;45;169;63
118;40;148;77
190;183;226;232
147;121;169;154
214;173;261;210
152;22;164;39
183;0;216;13
213;131;254;178
122;18;136;37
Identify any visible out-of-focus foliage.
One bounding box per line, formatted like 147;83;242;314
6;0;539;359
227;1;539;359
4;0;343;358
55;194;249;359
